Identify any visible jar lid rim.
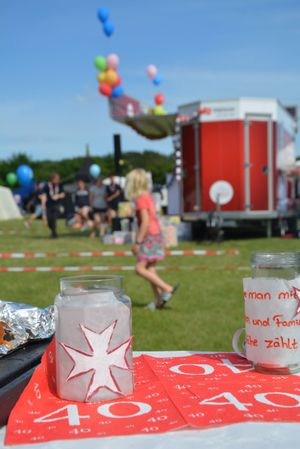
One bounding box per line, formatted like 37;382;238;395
251;251;300;267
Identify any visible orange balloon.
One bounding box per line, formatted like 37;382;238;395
112;74;121;87
97;71;107;83
106;69;118;86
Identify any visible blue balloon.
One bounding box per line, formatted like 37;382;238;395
112;86;124;99
89;164;101;179
153;73;162;85
16;165;33;186
103;20;114;37
97;7;109;23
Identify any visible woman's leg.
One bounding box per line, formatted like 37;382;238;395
107;208;116;227
81;206;90;224
146;262;165;308
90;211;99;237
99;212;107;237
135;260;172;293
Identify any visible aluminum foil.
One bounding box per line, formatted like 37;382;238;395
0;300;55;357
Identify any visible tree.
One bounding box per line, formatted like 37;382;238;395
0;150;174;187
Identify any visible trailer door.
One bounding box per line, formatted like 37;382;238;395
181;123;198;213
244;115;274;211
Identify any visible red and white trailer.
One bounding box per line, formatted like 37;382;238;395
176;97;298;236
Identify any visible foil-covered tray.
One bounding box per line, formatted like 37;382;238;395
0;300;55;357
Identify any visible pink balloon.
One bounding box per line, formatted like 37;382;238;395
146;64;158;79
107;53;120;70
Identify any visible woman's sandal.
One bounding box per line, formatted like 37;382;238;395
160;283;180;303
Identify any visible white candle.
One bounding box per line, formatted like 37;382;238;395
55;277;134;402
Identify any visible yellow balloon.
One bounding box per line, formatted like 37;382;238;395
106;69;118;86
97;71;107;83
153;106;167;115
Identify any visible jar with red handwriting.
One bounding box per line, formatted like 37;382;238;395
243;251;300;374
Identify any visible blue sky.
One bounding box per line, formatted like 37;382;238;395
1;0;300;160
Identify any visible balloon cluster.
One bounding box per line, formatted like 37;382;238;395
94;53;124;98
146;64;162;86
94;9;169;114
146;65;166;114
6;164;33;187
153;93;167;115
97;7;114;37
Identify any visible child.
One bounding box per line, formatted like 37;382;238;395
125;168;179;309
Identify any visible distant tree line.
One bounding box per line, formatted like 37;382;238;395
0;150;174;186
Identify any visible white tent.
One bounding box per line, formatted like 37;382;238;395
0;186;22;220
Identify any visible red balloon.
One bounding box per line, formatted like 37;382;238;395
155;93;164;105
112;74;122;87
99;83;112;97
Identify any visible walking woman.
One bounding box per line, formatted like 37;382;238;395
125;168;179;309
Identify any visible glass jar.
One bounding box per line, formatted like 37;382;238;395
55;275;134;402
245;251;300;374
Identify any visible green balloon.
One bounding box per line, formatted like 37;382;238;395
6;172;17;186
94;56;107;72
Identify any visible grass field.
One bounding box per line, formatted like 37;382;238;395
0;219;298;352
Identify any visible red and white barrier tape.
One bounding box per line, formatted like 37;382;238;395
0;249;239;258
0;265;249;273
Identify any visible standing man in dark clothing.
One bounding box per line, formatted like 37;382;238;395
44;173;65;239
106;174;123;229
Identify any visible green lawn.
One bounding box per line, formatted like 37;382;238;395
0;219;298;352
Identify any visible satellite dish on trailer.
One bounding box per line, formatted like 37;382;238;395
209;180;234;205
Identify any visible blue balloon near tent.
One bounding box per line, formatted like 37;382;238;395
103;20;114;37
97;7;109;23
112;86;124;99
16;165;33;186
153;73;162;85
89;164;101;178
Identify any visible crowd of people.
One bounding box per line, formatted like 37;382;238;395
23;168;178;310
25;173;124;239
72;175;124;238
